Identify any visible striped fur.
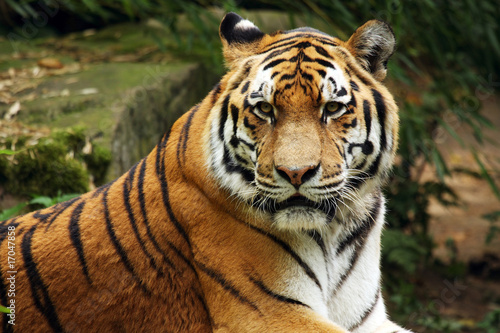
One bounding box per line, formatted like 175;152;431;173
0;13;412;332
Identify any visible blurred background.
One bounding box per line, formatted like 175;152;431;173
0;1;499;331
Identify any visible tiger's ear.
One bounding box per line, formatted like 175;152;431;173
220;12;265;67
346;20;395;81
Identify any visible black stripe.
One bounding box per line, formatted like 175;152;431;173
315;58;335;69
92;180;115;198
22;225;64;331
350;80;360;91
155;130;192;247
123;160;163;276
45;196;80;230
342;118;357;128
307;230;331;283
230;104;240;147
222;144;255;183
239;139;255;151
366;152;383;178
345;95;357;114
33;211;52;223
196;292;214;327
332;197;381;294
102;186;150;295
261;34;338;54
313;45;331;59
69;201;92;284
372;89;387;152
211;82;222;105
279;73;296;82
219;95;230;142
263;58;288;71
363;100;373;143
316;88;323;104
347;100;374;165
300;71;314;82
250;276;309;308
177;104;199;165
349;290;381;330
335;199;381;256
346;64;372;87
328;77;337;92
137;158;176;269
195;260;260;313
245;223;322;291
308;230;327;258
241;81;250;94
333;140;345;159
243;117;256;131
316;69;326;78
243;97;252;112
262;36;302;51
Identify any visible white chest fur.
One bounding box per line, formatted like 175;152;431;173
276;195;388;332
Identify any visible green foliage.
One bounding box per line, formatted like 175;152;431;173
382;229;428;275
416;313;463;333
0;192;81;221
477;308;500;333
30;191;80;209
0;305;11;314
482;211;500;244
0;149;19;156
0;202;27;220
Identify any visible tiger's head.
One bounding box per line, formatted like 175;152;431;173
207;13;398;231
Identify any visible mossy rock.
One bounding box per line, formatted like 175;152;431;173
1;20;219;202
0;126;109;198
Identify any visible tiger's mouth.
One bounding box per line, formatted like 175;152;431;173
252;194;337;220
276;195;317;210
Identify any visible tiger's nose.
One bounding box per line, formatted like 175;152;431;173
276;164;319;187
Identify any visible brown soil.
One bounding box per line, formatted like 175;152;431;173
415;94;500;329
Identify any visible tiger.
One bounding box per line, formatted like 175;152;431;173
0;12;413;333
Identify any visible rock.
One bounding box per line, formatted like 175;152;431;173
37;58;64;69
14;62;218;182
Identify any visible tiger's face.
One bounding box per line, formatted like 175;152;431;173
208;14;398;231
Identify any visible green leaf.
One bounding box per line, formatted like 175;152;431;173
30;196;54;208
0;203;27;220
55;193;80;204
0;305;11;314
437;119;465;148
5;0;29;18
473;151;500;200
431;148;449;180
0;149;17;156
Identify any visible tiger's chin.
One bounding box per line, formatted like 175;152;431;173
272;207;332;231
250;194;337;231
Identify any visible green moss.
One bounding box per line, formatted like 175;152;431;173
83;145;112;186
1;140;89;197
0;125;112;197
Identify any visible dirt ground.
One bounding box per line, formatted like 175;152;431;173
417;94;500;328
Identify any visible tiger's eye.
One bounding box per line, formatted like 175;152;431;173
258;102;273;114
326;102;340;113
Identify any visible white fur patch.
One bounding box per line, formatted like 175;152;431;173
234;19;258;31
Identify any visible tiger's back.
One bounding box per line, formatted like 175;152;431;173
1;13;412;333
0;151;212;332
